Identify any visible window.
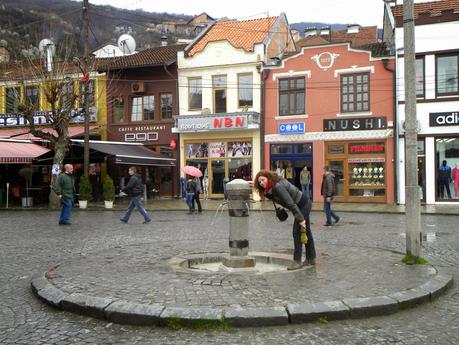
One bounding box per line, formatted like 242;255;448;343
436;54;458;96
188;78;202;110
5;87;20;114
435;138;459;201
415;58;425;98
113;96;125;123
160;93;173;119
341;73;369;113
213;75;227;113
60;79;75;110
24;85;40;109
238;73;253;108
131;95;154;121
279;77;305;115
79;80;95;107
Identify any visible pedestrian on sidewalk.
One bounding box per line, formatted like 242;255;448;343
55;164;76;225
254;170;316;270
185;175;196;214
300;166;311;200
321;165;340;227
120;167;151;224
192;176;202;213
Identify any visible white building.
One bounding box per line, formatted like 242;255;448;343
385;0;459;204
173;15;295;198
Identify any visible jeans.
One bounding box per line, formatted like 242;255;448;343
301;184;310;200
121;195;151;222
186;193;195;211
324;199;339;225
59;199;73;224
439;180;452;199
292;204;316;263
193;192;202;212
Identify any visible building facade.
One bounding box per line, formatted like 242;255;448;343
174;15;296;198
264;42;395;203
388;0;459;204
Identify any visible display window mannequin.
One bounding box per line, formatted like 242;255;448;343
452;164;459;198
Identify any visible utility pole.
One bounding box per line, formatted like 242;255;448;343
403;0;421;260
82;0;90;177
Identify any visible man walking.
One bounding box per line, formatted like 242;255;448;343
300;166;311;200
55;164;75;225
120;167;151;224
321;165;340;227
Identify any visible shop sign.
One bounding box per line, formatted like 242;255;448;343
209;142;226;157
349;142;385;154
176;115;248;132
429;111;459;127
0;108;97;127
324;117;387;132
348;157;385;163
279;122;305;134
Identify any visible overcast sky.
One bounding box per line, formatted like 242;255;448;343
80;0;387;27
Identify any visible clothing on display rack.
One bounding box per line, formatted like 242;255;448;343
452;166;459;198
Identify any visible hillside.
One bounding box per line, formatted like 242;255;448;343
0;0;192;60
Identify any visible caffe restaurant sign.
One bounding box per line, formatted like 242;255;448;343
176;114;248;132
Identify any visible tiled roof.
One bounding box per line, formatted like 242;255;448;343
98;44;186;71
354;42;392;58
296;26;378;49
187;16;279;56
392;0;459;18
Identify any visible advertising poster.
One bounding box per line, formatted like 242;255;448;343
208;142;226;157
228;141;252;157
186;143;208;158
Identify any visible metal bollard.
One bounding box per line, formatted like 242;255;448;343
222;179;256;269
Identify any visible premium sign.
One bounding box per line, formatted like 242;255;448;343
0;108;97;127
324;117;387;132
177;115;248;132
279;122;305;134
349;142;385;154
429;111;459;127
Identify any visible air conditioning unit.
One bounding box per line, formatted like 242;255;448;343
131;82;145;93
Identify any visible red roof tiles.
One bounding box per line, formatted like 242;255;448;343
392;0;459;18
296;26;378;49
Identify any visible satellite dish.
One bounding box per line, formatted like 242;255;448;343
117;34;136;55
38;38;55;56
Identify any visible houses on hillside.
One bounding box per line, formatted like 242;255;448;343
1;1;459;206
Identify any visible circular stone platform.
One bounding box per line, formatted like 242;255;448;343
31;242;453;327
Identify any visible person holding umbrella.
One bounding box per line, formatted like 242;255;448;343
182;166;203;214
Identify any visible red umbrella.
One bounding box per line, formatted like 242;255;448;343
182;165;203;177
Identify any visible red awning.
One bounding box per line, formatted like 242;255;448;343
11;125;98;141
0;129;30;139
0;140;50;164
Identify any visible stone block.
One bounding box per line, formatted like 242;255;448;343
388;288;430;309
224;306;288;327
342;296;399;318
287;300;350;323
222;256;256;268
61;293;113;319
30;274;51;294
105;300;164;326
160;306;223;326
418;278;450;300
36;285;67;308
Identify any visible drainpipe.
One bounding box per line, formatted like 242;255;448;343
259;64;269;170
382;58;398;204
164;62;180;197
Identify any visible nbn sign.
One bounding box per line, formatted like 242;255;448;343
279;122;305;134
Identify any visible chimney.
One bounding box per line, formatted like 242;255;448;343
320;26;331;37
347;24;360;34
290;29;301;42
304;27;318;37
161;35;168;46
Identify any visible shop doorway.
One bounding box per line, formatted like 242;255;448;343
210;159;225;195
327;160;345;197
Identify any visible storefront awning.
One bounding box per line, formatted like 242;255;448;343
71;139;176;167
0;139;50;164
12;125;99;141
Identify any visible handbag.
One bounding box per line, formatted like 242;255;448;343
272;200;288;222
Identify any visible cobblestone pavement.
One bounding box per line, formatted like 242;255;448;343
0;209;458;344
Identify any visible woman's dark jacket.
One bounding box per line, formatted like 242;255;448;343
122;173;144;196
266;179;310;223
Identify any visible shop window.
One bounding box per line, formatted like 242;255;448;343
113;96;125;123
279;77;305;115
436;138;459;200
188;77;202;110
415;57;425;98
271;144;293;154
5;87;20;114
238;73;253;108
436;54;458;96
25;85;40;109
328;144;345;155
341;73;369;113
229;158;252;181
296;143;312;154
131;95;154;121
160;93;173;119
79;80;95;107
213;75;227;113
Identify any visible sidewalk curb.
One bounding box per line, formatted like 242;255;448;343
30;269;454;328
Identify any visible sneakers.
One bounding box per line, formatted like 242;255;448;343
143;219;151;224
287;262;302;271
334;217;341;224
59;222;71;225
120;219;128;223
323;223;332;227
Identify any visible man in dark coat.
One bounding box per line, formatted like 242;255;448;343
55;164;75;225
321;165;340;227
120;167;151;224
